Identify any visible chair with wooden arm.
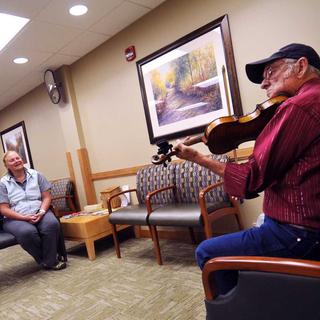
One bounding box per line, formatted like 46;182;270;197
147;156;242;265
107;188;152;260
199;181;242;238
107;163;176;263
202;256;320;320
50;178;77;217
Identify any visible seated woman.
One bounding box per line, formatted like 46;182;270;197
0;151;66;270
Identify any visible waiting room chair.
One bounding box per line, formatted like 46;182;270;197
107;163;175;264
202;256;320;320
51;178;77;217
147;157;242;264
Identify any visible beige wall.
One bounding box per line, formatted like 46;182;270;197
0;85;68;180
0;0;319;227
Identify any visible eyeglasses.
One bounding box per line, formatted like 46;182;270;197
263;60;295;81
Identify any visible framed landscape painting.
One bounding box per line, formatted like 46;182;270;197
0;121;34;169
136;14;242;144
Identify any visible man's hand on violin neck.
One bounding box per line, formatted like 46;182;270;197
174;138;200;162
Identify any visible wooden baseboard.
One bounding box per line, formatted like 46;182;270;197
139;228;192;241
137;227;226;242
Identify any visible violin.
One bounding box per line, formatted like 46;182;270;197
151;95;288;165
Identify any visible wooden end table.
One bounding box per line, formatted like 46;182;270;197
60;212;127;260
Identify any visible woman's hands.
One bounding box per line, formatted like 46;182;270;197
24;213;44;224
0;203;46;224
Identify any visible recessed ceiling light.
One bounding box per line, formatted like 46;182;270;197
0;13;29;52
69;4;88;16
13;57;29;64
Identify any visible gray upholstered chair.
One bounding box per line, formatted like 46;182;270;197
108;155;242;265
50;178;77;217
147;156;242;264
107;163;175;264
202;256;320;320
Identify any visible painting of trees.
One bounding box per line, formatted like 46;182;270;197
149;43;222;126
137;15;242;145
0;121;33;168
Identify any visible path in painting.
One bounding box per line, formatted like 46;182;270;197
158;87;219;126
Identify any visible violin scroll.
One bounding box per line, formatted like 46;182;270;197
151;140;175;166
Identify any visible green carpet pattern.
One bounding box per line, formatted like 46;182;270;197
0;236;206;319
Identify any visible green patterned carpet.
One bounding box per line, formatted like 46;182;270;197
0;234;206;319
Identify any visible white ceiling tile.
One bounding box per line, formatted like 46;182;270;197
35;0;124;29
0;50;51;94
59;31;110;57
0;71;43;110
9;21;83;53
14;71;43;92
129;0;166;9
0;74;21;96
38;53;80;72
0;47;52;68
0;0;51;18
0;95;18;110
0;0;167;109
90;2;150;35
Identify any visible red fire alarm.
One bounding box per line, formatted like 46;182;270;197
125;45;136;61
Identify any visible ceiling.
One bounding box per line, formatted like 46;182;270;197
0;0;166;110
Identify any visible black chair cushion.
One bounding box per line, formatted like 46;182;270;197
108;205;149;226
148;202;232;227
205;271;320;320
0;231;17;249
206;201;232;212
148;204;202;227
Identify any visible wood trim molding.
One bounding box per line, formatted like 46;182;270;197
90;147;253;181
77;148;97;204
66;152;80;210
138;227;224;241
77;146;253;206
91;164;149;181
66;152;76;182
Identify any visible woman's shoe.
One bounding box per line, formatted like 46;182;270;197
43;261;67;270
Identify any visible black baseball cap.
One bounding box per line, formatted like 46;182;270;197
245;43;320;84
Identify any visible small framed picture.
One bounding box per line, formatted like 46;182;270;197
0;121;34;169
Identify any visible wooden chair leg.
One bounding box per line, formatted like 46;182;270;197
51;206;68;262
149;226;154;241
57;227;68;262
188;227;196;244
203;223;213;239
111;224;121;258
149;225;162;265
235;213;244;230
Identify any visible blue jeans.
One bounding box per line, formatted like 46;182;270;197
196;216;320;294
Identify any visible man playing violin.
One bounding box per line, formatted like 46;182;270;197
175;43;320;295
